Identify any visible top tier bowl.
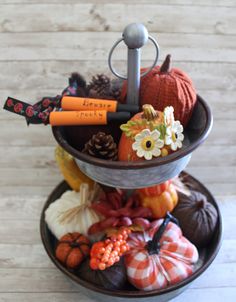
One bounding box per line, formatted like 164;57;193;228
52;95;212;189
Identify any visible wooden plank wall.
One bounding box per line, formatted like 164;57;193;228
0;0;235;196
0;1;235;301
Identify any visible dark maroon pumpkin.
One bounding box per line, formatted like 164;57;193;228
76;258;127;290
172;190;218;247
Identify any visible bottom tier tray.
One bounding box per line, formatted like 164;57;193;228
40;171;222;302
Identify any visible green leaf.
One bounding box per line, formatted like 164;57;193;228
126;132;132;138
154;124;167;139
136;120;144;125
120;124;129;132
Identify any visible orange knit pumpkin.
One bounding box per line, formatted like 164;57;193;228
118;104;168;161
56;232;91;269
137;182;178;218
120;55;197;127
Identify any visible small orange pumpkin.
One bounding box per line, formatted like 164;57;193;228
56;232;91;269
138;180;171;197
118;104;169;161
137;182;178;218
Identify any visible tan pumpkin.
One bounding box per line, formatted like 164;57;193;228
55;145;94;191
137;182;178;218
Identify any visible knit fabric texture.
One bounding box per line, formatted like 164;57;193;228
120;65;197;127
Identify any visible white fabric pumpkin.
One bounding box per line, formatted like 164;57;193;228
45;183;102;241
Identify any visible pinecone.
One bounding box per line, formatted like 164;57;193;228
109;78;123;101
87;74;113;99
82;132;118;161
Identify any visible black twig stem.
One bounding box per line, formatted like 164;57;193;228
147;212;179;255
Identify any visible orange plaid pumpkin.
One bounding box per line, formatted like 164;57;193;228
125;213;199;290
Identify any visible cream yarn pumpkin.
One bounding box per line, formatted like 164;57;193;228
45;183;102;241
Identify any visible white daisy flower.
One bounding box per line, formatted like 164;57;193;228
164;106;175;127
165;120;184;151
132;129;164;160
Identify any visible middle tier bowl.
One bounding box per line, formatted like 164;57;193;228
52;95;212;189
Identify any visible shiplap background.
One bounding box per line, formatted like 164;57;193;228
0;1;235;301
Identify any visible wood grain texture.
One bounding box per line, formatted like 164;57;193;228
0;32;235;62
0;3;235;34
0;0;235;301
0;61;235;94
1;261;236;292
1;264;236;293
1;0;236;6
0;244;54;268
0;289;235;302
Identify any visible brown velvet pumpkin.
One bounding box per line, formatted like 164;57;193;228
172;190;218;248
76;258;127;290
120;54;197;127
56;232;91;269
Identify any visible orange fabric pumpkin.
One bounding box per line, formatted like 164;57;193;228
137;182;178;218
118;104;168;161
120;55;197;127
125;213;199;290
56;232;91;269
138;180;171;197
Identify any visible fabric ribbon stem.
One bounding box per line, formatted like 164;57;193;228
147;212;178;255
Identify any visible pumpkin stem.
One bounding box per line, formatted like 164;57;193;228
59;240;84;248
197;198;207;209
160;54;171;73
147;212;179;255
142;104;158;121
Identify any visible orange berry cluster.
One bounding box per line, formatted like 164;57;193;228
90;228;131;270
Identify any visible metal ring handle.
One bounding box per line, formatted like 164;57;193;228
108;38;126;80
141;35;159;77
108;35;159;80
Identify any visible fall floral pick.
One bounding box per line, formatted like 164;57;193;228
120;105;184;160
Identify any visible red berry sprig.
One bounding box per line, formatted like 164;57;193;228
90;227;131;270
